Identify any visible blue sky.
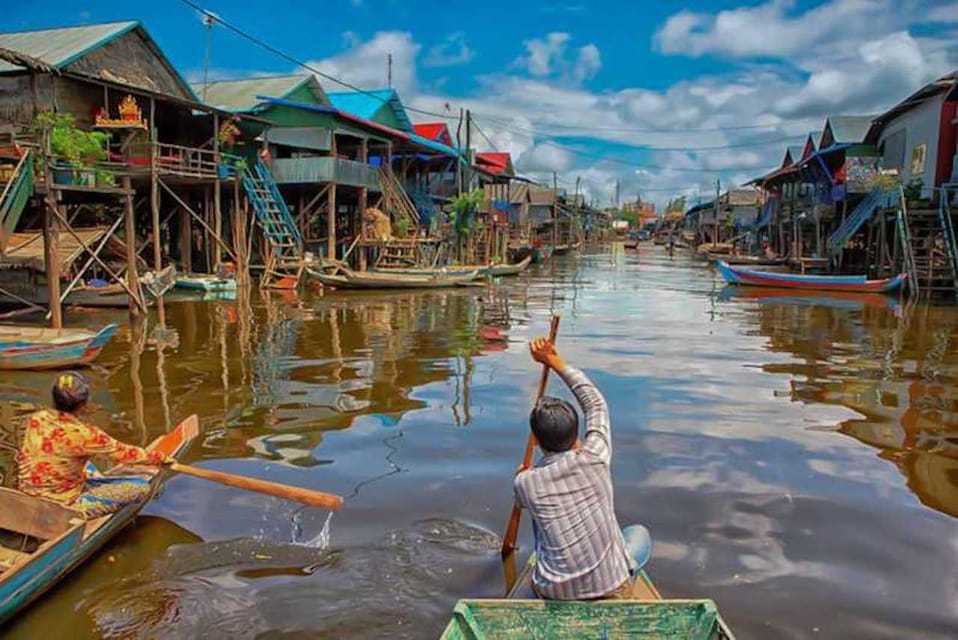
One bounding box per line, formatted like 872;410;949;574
4;0;958;206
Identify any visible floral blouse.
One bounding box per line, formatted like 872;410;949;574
17;409;164;505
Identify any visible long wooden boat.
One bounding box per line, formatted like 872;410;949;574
309;267;479;290
0;324;117;370
174;274;237;292
716;260;907;293
0;415;199;625
441;553;735;639
375;256;533;279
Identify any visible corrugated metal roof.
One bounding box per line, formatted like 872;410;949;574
822;115;874;146
327;89;413;131
0;21;138;73
194;75;322;113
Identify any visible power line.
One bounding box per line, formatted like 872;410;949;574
479;117;813;134
471;119;499;153
176;0;453;121
477;115;809;152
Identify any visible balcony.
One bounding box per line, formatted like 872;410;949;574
271;157;380;189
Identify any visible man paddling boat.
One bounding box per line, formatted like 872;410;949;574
16;371;173;518
514;337;652;600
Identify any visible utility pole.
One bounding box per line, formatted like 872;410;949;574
552;172;559;249
455;107;463;196
387;53;393;88
464;109;472;192
614;179;620;210
574;176;582;243
201;12;214;101
713;177;721;249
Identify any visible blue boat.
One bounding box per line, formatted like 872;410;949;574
0;324;117;370
0;416;198;624
175;274;237;292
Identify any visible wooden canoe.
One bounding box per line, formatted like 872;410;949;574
309;267;479;290
441;554;735;639
0;415;199;625
0;324;117;370
716;260;907;293
174;274;237;292
374;256;532;279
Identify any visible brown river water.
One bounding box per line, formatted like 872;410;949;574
1;245;956;639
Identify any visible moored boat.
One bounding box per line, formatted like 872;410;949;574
374;256;532;279
440;553;735;639
0;415;198;624
716;260;906;293
0;324;118;370
308;267;479;290
174;274;237;292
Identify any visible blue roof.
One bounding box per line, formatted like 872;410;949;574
326;89;413;132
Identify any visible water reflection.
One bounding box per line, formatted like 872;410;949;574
1;249;956;640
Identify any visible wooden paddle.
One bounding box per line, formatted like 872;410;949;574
500;314;560;557
169;463;344;510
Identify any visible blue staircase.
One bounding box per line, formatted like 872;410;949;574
0;150;33;254
826;188;893;255
240;161;303;285
936;184;958;299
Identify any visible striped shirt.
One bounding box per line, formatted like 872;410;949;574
513;364;633;600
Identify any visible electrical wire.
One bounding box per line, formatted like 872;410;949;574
476;115;809;152
175;0;454;120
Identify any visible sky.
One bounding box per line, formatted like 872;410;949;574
5;0;958;208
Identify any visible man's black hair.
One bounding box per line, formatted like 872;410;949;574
530;396;579;453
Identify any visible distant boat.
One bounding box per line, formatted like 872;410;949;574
0;324;118;370
716;260;906;293
174;274;237;292
309;267;479;290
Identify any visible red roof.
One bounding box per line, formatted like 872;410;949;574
413;122;453;146
476;152;513;175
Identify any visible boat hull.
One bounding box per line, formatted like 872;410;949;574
0;416;197;624
716;260;906;293
0;324;117;370
309;268;479;290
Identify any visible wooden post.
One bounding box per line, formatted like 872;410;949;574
149;97;166;327
44;202;63;329
41;124;63;328
359;138;369;271
213;113;222;269
233;179;250;287
327;183;337;261
179;203;192;273
123;176;141;321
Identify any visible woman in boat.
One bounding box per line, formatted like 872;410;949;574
16;372;172;518
514;338;652;600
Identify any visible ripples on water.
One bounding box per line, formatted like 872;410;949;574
1;245;957;639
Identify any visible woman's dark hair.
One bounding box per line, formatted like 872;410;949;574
51;371;91;413
530;396;579;453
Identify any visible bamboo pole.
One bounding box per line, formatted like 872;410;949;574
123;176;142;321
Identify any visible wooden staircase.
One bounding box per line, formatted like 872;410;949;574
241;161;304;287
0;150;33;254
378;167;420;228
902;203;958;298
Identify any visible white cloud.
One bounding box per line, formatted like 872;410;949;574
289;2;957;210
512;33;601;85
653;0;905;59
423;33;475;68
307;31;420;94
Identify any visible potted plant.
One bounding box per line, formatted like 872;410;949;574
33;111;110;185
